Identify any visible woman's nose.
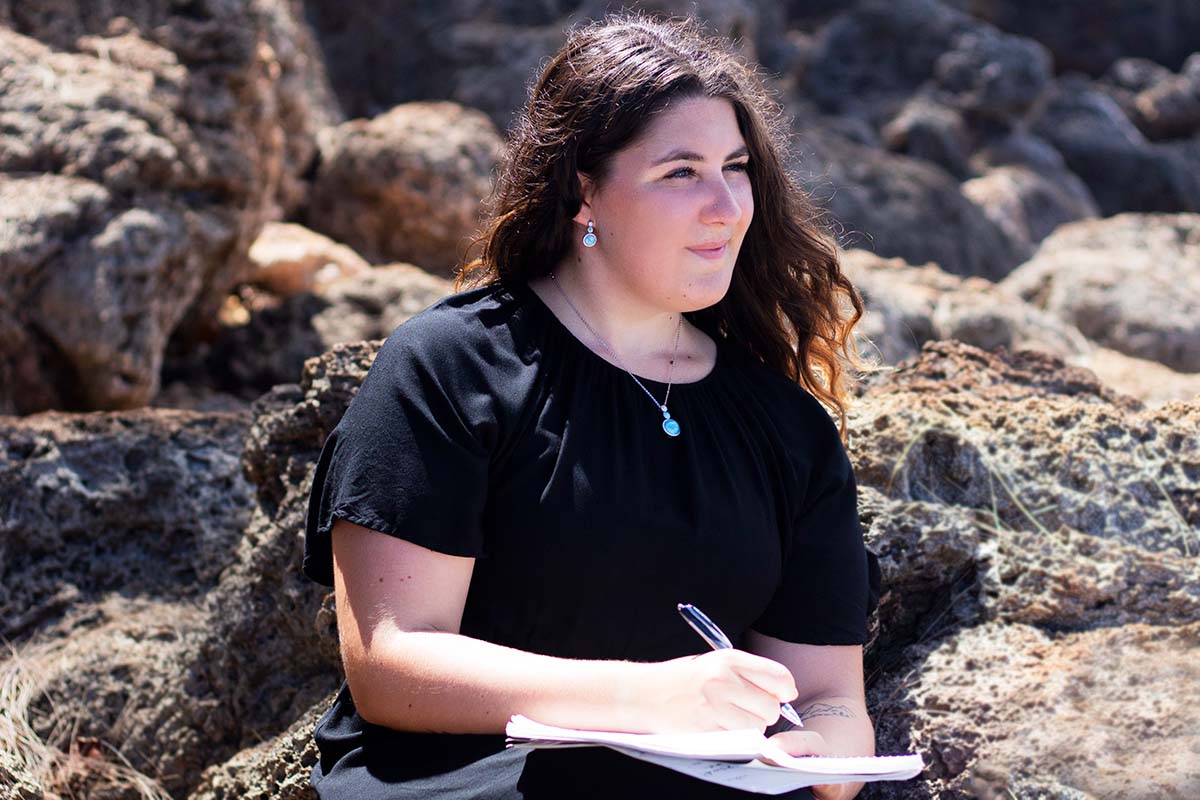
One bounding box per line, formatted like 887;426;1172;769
701;175;744;224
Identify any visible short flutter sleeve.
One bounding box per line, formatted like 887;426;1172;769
751;406;881;645
303;313;497;587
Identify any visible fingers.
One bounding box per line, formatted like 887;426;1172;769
767;730;828;758
724;649;798;702
697;650;794;730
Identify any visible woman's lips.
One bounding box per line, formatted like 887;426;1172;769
686;243;728;260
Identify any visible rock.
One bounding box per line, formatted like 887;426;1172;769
960;165;1098;256
880;97;972;179
1066;346;1200;408
301;0;563;123
793;124;1026;280
188;697;325;800
1001;213;1200;372
851;341;1199;556
841;249;1091;367
247;222;370;297
0;1;340;413
1099;55;1200;142
859;484;1200;670
301;0;770;129
242;340;380;513
955;0;1200;75
866;622;1200;799
165;264;451;401
0;379;351;794
0;408;254;644
930;26;1051;123
1029;76;1200;214
799;0;1050;128
305;102;504;275
968;127;1078;175
9;598;218;799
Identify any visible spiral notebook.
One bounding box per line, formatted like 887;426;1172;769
505;715;924;796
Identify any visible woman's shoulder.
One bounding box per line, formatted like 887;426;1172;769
382;280;522;343
721;341;846;457
724;342;835;418
373;280;538;375
345;280;544;454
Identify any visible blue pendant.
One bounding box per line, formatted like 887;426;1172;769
663;417;681;437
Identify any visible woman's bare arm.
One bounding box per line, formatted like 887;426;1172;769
746;630;875;800
332;519;797;735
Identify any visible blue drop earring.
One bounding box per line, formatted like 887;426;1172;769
582;220;597;248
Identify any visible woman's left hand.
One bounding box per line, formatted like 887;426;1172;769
765;730;861;800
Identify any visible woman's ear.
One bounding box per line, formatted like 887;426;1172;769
572;172;596;227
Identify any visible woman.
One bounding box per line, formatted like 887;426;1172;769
304;13;881;800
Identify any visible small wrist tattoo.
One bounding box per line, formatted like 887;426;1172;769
798;702;854;722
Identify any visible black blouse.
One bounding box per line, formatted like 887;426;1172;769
303;277;880;799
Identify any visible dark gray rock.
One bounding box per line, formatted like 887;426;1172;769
0;409;253;644
1029;76;1200;214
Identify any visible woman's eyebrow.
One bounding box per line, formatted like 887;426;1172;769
650;145;750;165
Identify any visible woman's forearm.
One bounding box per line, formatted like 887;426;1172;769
346;629;649;734
793;695;875;800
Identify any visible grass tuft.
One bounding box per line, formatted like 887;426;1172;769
0;641;172;800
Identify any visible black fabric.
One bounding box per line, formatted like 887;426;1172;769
303;277;879;799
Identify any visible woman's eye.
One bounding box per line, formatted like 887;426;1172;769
664;162;750;180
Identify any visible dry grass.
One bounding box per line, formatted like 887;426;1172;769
0;641;171;800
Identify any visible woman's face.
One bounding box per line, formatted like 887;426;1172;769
579;95;754;313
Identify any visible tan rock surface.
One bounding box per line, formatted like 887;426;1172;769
0;1;339;413
1002;213;1200;372
1066;344;1200;408
867;622;1200;799
247;222;370;297
852;341;1198;556
842;250;1091;367
305;101;504;275
960;165;1098;256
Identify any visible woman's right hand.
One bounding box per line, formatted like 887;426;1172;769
626;649;799;734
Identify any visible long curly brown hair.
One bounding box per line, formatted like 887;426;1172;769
456;13;870;441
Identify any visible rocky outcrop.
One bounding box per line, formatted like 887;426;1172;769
300;0;774;127
0;342;378;796
305;102;504;275
0;0;339;414
853;342;1200;799
0;409;253;645
1098;55;1200;142
960;0;1200;75
164;263;451;401
1029;76;1200;215
852;341;1198;555
842;249;1091;368
798;0;1052;129
959;165;1098;256
792;123;1027;280
1070;345;1200;408
1001;213;1200;372
867;622;1200;799
188;699;324;800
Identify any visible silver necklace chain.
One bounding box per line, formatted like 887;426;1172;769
548;272;683;425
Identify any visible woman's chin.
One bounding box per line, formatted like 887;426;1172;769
681;272;735;310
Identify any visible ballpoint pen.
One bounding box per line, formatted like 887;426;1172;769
677;602;804;728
